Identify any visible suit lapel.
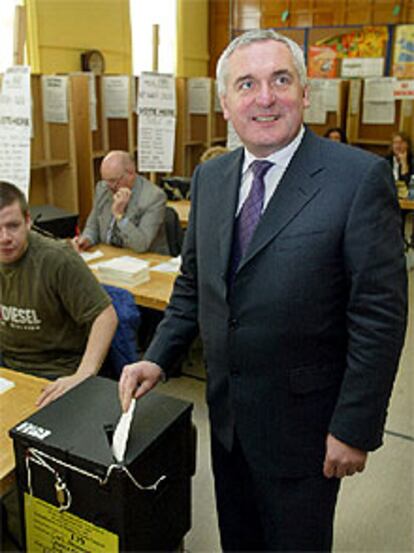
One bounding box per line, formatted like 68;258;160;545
237;130;325;273
214;148;244;278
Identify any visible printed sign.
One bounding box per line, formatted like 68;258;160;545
25;494;119;552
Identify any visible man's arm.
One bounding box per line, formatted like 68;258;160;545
36;304;118;407
324;157;407;476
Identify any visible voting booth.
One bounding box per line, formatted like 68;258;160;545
10;377;195;552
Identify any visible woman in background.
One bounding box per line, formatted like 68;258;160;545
324;127;348;143
386;131;414;185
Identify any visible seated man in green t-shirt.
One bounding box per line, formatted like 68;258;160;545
0;181;118;408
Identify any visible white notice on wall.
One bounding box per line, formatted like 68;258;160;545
394;79;414;98
41;76;68;123
103;76;129;119
138;113;176;173
137;72;176;172
0;66;31;197
364;77;395;102
362;101;395;124
324;79;341;112
188;78;211;114
341;58;384;78
304;80;327;124
138;72;176;113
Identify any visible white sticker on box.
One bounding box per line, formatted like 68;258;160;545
15;421;51;440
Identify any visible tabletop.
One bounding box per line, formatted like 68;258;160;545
399;198;414;211
0;368;48;496
88;244;179;311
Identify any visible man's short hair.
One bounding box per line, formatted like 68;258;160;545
216;29;307;97
0;181;29;216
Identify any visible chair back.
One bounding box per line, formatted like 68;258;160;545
164;206;184;256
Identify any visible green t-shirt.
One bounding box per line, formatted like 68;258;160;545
0;231;111;379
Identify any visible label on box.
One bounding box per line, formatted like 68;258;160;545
24;493;119;552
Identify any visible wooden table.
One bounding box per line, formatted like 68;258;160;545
0;368;48;496
167;200;190;229
399;198;414;211
88;244;178;311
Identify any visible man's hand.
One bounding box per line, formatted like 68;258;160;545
71;236;92;252
112;187;131;219
36;373;90;408
323;433;367;479
119;361;163;412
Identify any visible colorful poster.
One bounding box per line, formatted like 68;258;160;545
316;26;388;59
393;25;414;79
308;46;338;78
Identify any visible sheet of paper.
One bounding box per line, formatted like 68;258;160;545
304;80;328;124
103;76;129;119
80;249;104;263
41;76;69;123
138;71;176;113
138;113;176;173
137;72;177;173
341;58;384;78
362;101;395;124
188;77;211;114
0;65;31;197
0;377;15;394
150;256;181;273
112;399;136;463
364;77;395;102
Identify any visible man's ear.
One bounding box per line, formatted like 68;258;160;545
220;96;230;121
303;84;310;109
25;213;32;230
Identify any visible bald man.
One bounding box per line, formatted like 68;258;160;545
74;151;169;254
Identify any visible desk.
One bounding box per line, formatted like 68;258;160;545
89;244;178;311
167;200;190;229
0;368;47;496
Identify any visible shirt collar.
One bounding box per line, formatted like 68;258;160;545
242;125;305;175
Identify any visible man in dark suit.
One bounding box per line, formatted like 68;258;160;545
119;30;407;551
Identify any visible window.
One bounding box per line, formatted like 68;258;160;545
0;0;24;72
130;0;177;75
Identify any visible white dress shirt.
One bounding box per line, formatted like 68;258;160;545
236;126;305;215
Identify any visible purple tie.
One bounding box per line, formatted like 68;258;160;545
228;159;273;287
238;159;273;256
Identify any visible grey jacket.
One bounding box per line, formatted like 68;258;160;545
81;175;169;254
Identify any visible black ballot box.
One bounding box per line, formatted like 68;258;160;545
10;376;195;552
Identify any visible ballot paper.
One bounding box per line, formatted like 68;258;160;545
112;399;136;463
80;249;104;263
93;256;150;285
150;256;181;273
0;377;15;394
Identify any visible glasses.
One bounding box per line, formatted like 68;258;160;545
105;173;126;188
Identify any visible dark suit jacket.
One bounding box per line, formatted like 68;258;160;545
146;129;407;477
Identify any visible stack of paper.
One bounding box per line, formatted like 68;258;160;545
96;256;150;286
